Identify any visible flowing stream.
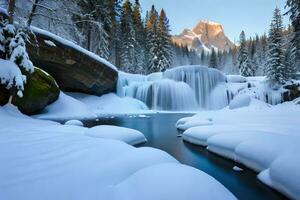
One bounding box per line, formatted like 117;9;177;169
84;113;288;200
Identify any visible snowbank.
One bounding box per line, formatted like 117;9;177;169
0;105;236;200
229;94;251;109
34;92;97;120
178;101;300;199
85;125;147;145
68;92;152;116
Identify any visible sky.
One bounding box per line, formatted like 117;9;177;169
139;0;289;42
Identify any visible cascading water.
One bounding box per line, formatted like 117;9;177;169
117;65;229;111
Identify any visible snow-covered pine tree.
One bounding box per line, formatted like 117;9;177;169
0;2;34;99
237;31;254;77
132;0;146;74
266;8;287;85
74;0;110;60
120;0;137;73
209;48;218;68
286;0;300;72
155;9;172;72
145;5;159;73
107;0;121;66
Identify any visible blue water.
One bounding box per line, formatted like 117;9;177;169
84;113;288;200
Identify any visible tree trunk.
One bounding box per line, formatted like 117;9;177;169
27;0;40;27
7;0;16;24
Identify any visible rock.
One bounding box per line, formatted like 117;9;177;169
64;120;84;127
12;68;60;115
0;85;9;106
283;83;300;102
27;28;118;96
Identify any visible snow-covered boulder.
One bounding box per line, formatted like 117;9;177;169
27;27;118;96
85;125;147;146
229;94;251;109
226;75;247;83
64;120;84;127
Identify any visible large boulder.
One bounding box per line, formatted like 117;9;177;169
27;27;118;96
0;85;9;106
283;83;300;102
12;68;60;115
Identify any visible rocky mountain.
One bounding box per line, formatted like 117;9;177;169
172;20;235;53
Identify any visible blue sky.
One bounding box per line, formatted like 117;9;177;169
139;0;289;42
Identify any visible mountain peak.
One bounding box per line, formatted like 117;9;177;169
172;20;234;53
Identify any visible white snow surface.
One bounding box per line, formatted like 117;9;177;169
68;92;153;116
179;101;300;199
85;125;147;146
229;94;251;109
31;26;117;71
34;92;152;120
34;92;97;120
0;105;236;200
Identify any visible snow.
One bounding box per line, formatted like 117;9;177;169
0;59;26;97
31;26;117;71
0;105;236;200
179;101;300;199
226;75;247;83
232;166;243;172
114;163;236;200
85;125;147;146
229;94;251;109
44;40;56;47
34;92;97;120
68;92;153;116
64;120;83;127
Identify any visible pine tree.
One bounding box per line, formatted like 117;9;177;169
237;31;253;76
0;3;34;98
74;0;110;60
132;0;146;74
145;5;159;73
286;0;300;72
120;0;137;72
266;8;286;85
209;48;218;68
155;9;172;72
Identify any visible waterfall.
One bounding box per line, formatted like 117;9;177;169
117;65;228;111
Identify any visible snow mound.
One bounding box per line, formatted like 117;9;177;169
178;103;300;199
226;75;247;83
0;104;236;200
229;94;251;109
64;120;84;127
85;125;147;145
176;116;213;131
34;92;97;120
68;92;151;116
114;163;237;200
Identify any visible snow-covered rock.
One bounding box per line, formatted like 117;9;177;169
85;125;147;145
229;94;251;109
179;102;300;199
226;75;247;83
64;120;84;127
